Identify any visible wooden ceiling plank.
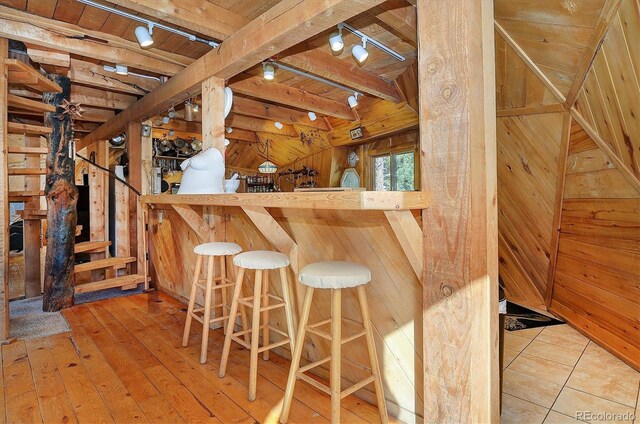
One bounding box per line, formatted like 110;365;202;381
232;96;329;131
79;0;384;148
564;0;623;107
374;0;417;46
495;20;567;104
104;0;250;40
226;114;298;137
0;5;192;73
278;48;402;102
231;76;356;121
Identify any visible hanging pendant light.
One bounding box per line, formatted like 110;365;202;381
258;139;277;174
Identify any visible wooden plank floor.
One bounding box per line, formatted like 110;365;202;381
1;292;393;423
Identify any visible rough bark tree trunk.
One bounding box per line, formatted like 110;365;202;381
42;75;77;312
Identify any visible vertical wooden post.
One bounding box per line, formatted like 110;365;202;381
43;74;77;312
126;121;141;275
23;135;42;297
0;37;9;339
418;1;499;422
88;140;107;280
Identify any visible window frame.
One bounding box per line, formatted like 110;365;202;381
368;146;420;191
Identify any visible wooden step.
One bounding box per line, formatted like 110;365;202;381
8;190;44;201
74;274;145;294
74;257;136;273
8;168;47;175
7;146;48;154
8;122;52;136
6;59;63;93
74;240;111;254
7;94;56;113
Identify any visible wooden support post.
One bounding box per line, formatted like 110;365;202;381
126;121;141;275
23;135;43;297
0;37;9;339
43;74;77;312
88;140;108;280
418;1;499;422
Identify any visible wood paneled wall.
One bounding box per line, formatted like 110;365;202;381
148;206;424;422
574;0;639;178
548;120;639;369
497;113;563;310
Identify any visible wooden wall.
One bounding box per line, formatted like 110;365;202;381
548;120;639;369
497;113;563;310
574;0;639;179
148;206;424;422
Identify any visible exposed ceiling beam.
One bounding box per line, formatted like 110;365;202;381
226;114;298;137
73;122;100;134
69;59;160;96
75;107;116;123
103;0;250;41
232;96;330;131
0;5;191;75
26;47;70;74
230;76;356;121
80;0;381;148
494;21;566;104
71;86;138;110
564;0;622;108
374;0;417;46
154;119;257;143
278;48;402;102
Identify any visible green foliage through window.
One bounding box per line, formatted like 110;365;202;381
373;151;415;191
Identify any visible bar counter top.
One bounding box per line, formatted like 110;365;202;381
141;190;430;210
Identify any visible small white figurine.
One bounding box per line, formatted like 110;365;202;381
177;147;225;194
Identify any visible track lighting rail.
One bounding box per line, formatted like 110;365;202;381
267;60;362;97
340;22;405;61
76;0;220;48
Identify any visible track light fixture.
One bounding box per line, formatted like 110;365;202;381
263;63;275;80
192;103;199;112
348;92;359;108
135;24;154;47
162;116;170;124
115;64;128;75
351;38;368;63
168;106;178;119
329;23;344;52
274;121;284;130
77;0;220;48
226;127;233;134
331;22;405;63
308;112;317;121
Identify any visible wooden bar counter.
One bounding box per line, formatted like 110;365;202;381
141;191;429;422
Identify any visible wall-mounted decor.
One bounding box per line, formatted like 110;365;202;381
350;126;363;140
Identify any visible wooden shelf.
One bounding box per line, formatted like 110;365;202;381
142;191;430;211
74;240;111;254
18;209;47;219
7;146;48;154
7;94;56;113
8;122;52;136
8;190;44;201
6;59;62;93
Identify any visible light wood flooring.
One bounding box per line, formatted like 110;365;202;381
502;324;640;423
0;291;392;424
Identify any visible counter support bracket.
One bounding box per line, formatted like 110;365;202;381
384;210;423;284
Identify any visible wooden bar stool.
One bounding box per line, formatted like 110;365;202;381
280;261;388;424
182;241;243;364
219;250;297;401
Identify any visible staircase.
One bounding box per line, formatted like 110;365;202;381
5;58;145;299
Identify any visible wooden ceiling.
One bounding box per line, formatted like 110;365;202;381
0;0;419;164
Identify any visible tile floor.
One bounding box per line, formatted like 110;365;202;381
501;324;639;424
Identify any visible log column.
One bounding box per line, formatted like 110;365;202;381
418;1;499;422
43;75;77;311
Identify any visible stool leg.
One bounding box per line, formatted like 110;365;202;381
280;286;314;424
262;270;270;361
182;255;203;347
219;267;245;377
200;256;215;364
279;267;296;352
357;285;388;424
249;270;263;401
330;288;342;424
220;255;229;334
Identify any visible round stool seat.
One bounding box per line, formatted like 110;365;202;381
233;250;290;270
193;242;242;256
299;261;371;289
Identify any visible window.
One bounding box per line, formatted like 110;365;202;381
372;151;415;191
